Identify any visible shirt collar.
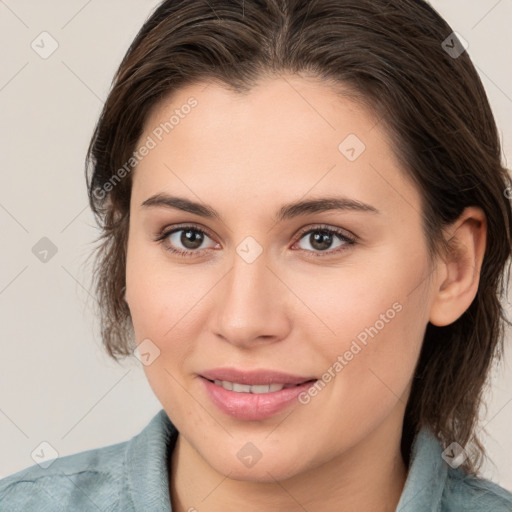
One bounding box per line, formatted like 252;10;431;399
125;410;446;512
125;409;177;512
395;426;447;511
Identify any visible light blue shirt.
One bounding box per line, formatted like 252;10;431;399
1;409;511;511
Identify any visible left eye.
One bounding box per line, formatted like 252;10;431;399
294;227;355;254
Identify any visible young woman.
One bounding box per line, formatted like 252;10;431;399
2;1;512;510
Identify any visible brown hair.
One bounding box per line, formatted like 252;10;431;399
85;0;512;475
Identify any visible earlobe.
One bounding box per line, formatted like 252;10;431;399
429;207;487;327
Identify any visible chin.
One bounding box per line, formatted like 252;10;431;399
218;461;302;483
201;442;311;483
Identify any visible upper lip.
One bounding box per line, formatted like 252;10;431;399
200;367;317;386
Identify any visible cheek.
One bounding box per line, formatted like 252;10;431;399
125;240;208;384
299;254;424;353
126;236;191;340
301;246;430;427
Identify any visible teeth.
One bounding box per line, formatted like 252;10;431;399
250;384;273;393
213;379;286;393
221;380;233;391
232;382;252;392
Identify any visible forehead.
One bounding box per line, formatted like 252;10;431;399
131;76;422;222
143;75;377;156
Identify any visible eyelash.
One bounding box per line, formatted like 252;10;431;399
154;223;357;258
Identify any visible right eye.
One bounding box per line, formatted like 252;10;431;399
155;224;219;257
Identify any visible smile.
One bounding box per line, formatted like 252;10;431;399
210;379;307;393
199;368;318;420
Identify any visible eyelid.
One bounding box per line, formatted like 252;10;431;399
156;222;217;242
294;223;357;242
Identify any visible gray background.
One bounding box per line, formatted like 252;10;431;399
1;0;511;491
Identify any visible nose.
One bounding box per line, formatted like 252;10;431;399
210;249;292;349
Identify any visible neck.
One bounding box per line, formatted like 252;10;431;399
169;415;408;512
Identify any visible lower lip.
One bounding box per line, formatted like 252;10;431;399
200;377;317;420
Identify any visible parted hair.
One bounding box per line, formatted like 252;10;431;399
85;0;512;475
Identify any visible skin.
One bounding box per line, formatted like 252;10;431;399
124;74;487;512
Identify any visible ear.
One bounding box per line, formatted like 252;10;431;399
429;206;487;327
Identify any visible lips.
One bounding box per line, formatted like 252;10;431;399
199;367;318;420
200;367;316;386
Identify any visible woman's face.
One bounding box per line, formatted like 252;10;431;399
125;75;437;481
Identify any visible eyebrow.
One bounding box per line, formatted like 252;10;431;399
140;193;379;222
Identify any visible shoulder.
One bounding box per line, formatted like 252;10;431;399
399;427;512;512
443;466;512;511
0;409;175;512
0;439;132;511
